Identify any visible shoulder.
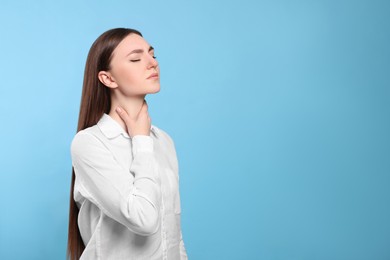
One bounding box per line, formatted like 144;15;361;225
153;125;179;172
152;125;179;161
152;125;175;146
70;125;105;157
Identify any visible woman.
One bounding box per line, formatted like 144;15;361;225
67;28;188;260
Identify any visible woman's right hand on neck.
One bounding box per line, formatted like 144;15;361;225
115;100;151;137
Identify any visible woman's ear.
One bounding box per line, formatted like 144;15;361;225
98;71;118;89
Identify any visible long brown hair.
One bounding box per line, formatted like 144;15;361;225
67;28;143;260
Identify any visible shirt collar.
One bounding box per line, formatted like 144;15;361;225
97;113;158;139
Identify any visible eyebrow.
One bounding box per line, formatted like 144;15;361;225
126;46;154;56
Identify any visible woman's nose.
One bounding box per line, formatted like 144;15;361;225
147;55;158;69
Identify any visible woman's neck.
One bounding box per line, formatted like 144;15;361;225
108;94;146;131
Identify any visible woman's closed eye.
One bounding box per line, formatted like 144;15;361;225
130;56;157;62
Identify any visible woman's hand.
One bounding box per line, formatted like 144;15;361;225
115;100;151;137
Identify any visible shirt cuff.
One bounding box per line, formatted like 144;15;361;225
132;135;154;155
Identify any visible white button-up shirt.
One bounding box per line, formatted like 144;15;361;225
71;113;188;260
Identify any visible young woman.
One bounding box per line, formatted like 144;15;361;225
67;28;188;260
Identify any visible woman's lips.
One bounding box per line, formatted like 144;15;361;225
147;73;159;79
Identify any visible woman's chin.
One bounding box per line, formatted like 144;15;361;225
147;85;161;94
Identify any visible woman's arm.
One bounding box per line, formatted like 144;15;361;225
179;229;188;259
165;132;188;260
71;131;161;236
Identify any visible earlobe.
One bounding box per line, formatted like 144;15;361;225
98;71;118;89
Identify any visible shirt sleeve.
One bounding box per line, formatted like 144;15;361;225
179;230;188;259
165;132;188;259
177;184;188;259
71;132;161;236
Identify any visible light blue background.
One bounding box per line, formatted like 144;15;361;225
0;0;389;259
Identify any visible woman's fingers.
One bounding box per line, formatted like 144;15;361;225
115;106;130;123
115;101;151;137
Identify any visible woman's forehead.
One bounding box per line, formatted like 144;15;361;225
116;34;150;54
